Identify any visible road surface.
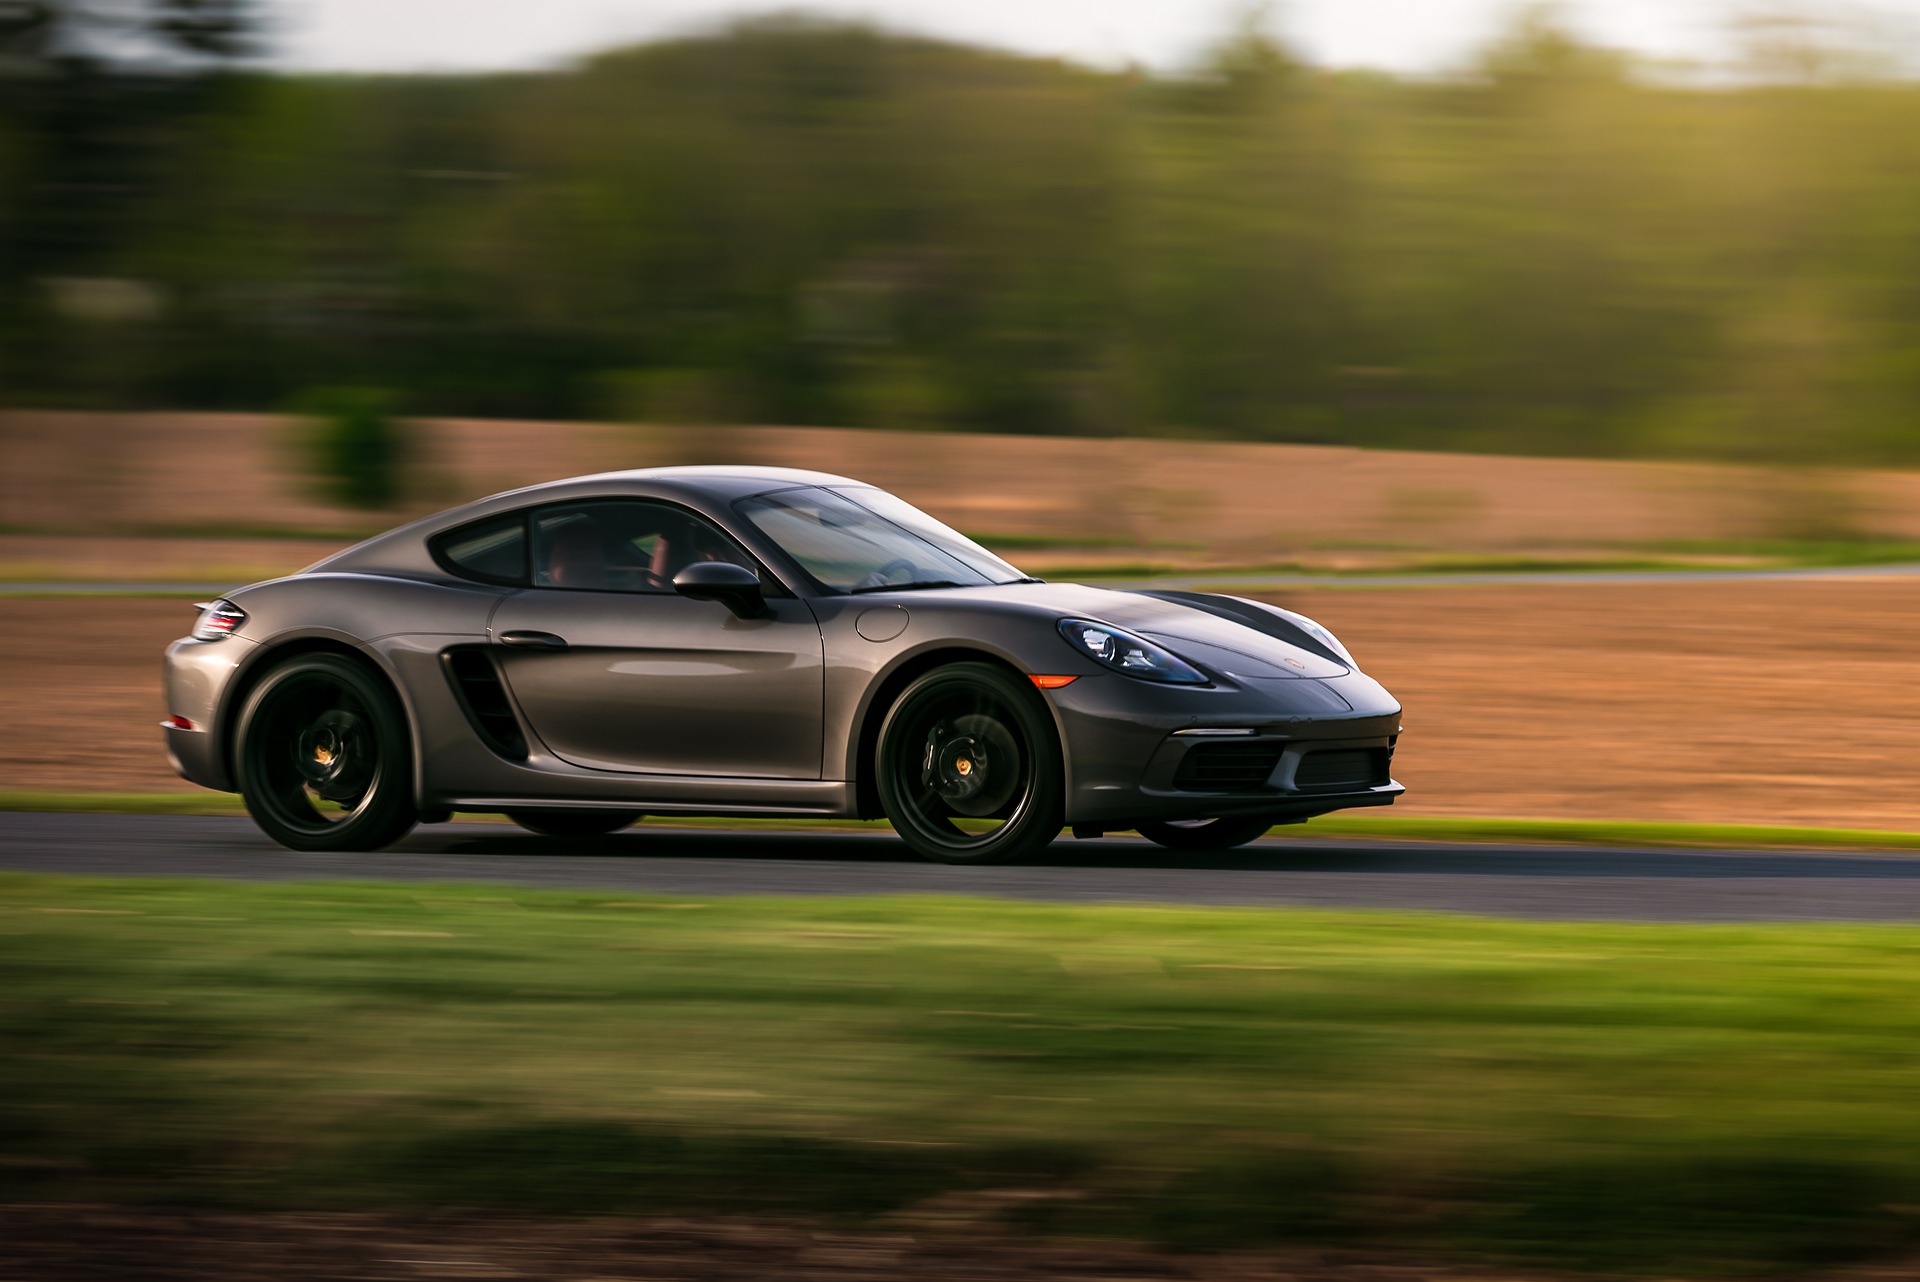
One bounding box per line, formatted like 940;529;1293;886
5;812;1920;921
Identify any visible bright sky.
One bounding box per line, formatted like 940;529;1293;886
274;0;1813;75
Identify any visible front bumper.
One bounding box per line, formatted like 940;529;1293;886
1046;669;1405;826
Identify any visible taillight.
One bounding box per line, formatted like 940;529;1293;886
192;599;247;641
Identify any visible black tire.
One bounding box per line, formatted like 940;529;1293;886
235;653;417;852
876;661;1063;864
506;810;638;838
1135;817;1274;852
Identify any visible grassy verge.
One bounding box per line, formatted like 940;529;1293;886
1307;812;1920;851
5;791;1919;852
1027;541;1920;582
5;872;1920;1274
1639;537;1920;567
11;539;1920;595
0;791;251;817
0;588;219;599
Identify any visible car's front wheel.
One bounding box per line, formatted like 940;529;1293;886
876;662;1063;864
506;810;638;838
1134;817;1273;852
234;653;418;852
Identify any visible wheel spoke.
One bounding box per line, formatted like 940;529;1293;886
252;673;384;832
889;686;1033;848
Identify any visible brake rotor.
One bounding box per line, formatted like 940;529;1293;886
295;708;373;803
922;712;1021;818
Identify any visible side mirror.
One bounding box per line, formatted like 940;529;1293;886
672;561;770;619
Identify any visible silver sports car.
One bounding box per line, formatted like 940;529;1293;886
162;467;1404;863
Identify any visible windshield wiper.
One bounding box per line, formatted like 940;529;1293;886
848;579;968;594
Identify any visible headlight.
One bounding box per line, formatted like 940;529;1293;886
1058;619;1208;685
192;599;247;641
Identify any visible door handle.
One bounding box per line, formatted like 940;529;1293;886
499;630;568;650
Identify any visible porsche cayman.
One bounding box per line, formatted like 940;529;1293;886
162;468;1404;863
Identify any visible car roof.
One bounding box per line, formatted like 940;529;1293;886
298;465;873;581
561;465;864;497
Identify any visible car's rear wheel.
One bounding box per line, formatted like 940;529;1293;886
506;810;638;838
1135;817;1273;852
876;662;1063;865
235;653;417;852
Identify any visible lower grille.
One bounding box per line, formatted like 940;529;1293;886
1172;741;1285;792
1294;748;1388;790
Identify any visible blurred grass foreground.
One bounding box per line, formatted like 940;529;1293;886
9;4;1920;468
11;872;1920;1275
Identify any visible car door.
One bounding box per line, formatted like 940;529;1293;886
490;498;825;778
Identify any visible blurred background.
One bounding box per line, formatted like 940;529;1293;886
9;0;1920;456
16;9;1920;1278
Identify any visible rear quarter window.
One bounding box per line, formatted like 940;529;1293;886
431;511;528;586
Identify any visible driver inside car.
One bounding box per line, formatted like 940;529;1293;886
541;518;609;590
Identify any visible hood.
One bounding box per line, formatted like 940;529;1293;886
1092;589;1351;681
893;581;1353;681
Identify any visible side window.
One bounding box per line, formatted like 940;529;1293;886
531;499;758;593
431;511;528;586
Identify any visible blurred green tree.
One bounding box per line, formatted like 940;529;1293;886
296;387;409;511
0;0;263;407
6;7;1920;465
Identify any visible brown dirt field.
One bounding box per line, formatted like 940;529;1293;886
11;411;1920;569
7;578;1918;830
3;598;202;793
1278;577;1920;830
0;533;347;584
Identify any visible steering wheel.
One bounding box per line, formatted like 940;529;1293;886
606;562;674;590
854;558;919;591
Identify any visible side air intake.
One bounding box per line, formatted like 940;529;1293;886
441;646;528;760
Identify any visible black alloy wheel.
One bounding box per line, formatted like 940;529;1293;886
1134;817;1274;852
235;653;417;852
506;810;639;838
876;662;1063;864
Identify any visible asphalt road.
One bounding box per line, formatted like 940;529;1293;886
6;812;1920;921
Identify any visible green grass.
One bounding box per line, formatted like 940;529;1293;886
1027;560;1193;579
7;792;1917;852
1637;537;1920;567
970;532;1210;553
1019;541;1920;583
0;522;377;542
1308;813;1920;851
6;873;1920;1274
0;589;216;599
125;522;379;542
968;531;1146;551
0;791;251;816
0;566;291;587
9;540;1920;592
1365;554;1708;575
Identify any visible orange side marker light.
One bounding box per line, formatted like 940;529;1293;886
1029;674;1079;689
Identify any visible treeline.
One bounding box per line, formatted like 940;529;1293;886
7;11;1920;463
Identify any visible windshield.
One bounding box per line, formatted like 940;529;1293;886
736;486;1026;593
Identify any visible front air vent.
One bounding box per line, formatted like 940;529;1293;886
1294;748;1388;790
1172;741;1286;792
442;646;528;760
